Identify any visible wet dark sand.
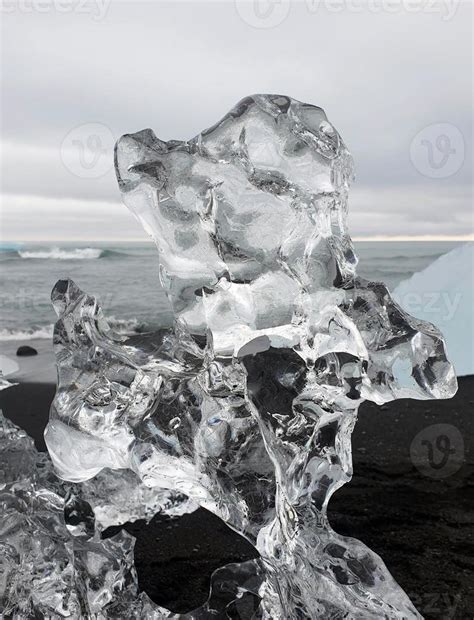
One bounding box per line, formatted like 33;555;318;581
1;378;473;619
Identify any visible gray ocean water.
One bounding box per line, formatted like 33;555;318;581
0;241;462;341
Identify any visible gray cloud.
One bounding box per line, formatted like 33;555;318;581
1;1;472;240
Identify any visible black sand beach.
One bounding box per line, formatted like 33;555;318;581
1;377;473;619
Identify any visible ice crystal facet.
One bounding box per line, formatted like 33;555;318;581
42;95;457;618
0;413;164;618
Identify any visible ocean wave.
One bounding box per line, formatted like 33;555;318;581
0;317;144;341
5;247;132;261
107;316;144;335
359;267;412;277
360;253;444;263
100;249;131;259
18;247;103;260
0;325;54;341
0;250;25;261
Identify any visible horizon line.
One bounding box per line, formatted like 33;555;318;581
2;235;473;244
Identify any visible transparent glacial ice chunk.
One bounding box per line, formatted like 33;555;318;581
0;411;198;618
41;95;456;618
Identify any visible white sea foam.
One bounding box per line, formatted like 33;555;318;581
107;316;142;335
0;325;54;341
18;247;103;260
0;317;142;341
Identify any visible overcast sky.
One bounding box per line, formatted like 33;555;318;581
1;0;472;241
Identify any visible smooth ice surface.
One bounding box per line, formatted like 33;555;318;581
394;243;473;376
42;95;457;618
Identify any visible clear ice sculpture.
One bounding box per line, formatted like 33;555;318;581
0;412;168;617
42;95;457;618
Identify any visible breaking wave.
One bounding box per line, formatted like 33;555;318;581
0;317;144;341
19;248;104;260
108;316;144;335
1;248;131;261
0;325;54;341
